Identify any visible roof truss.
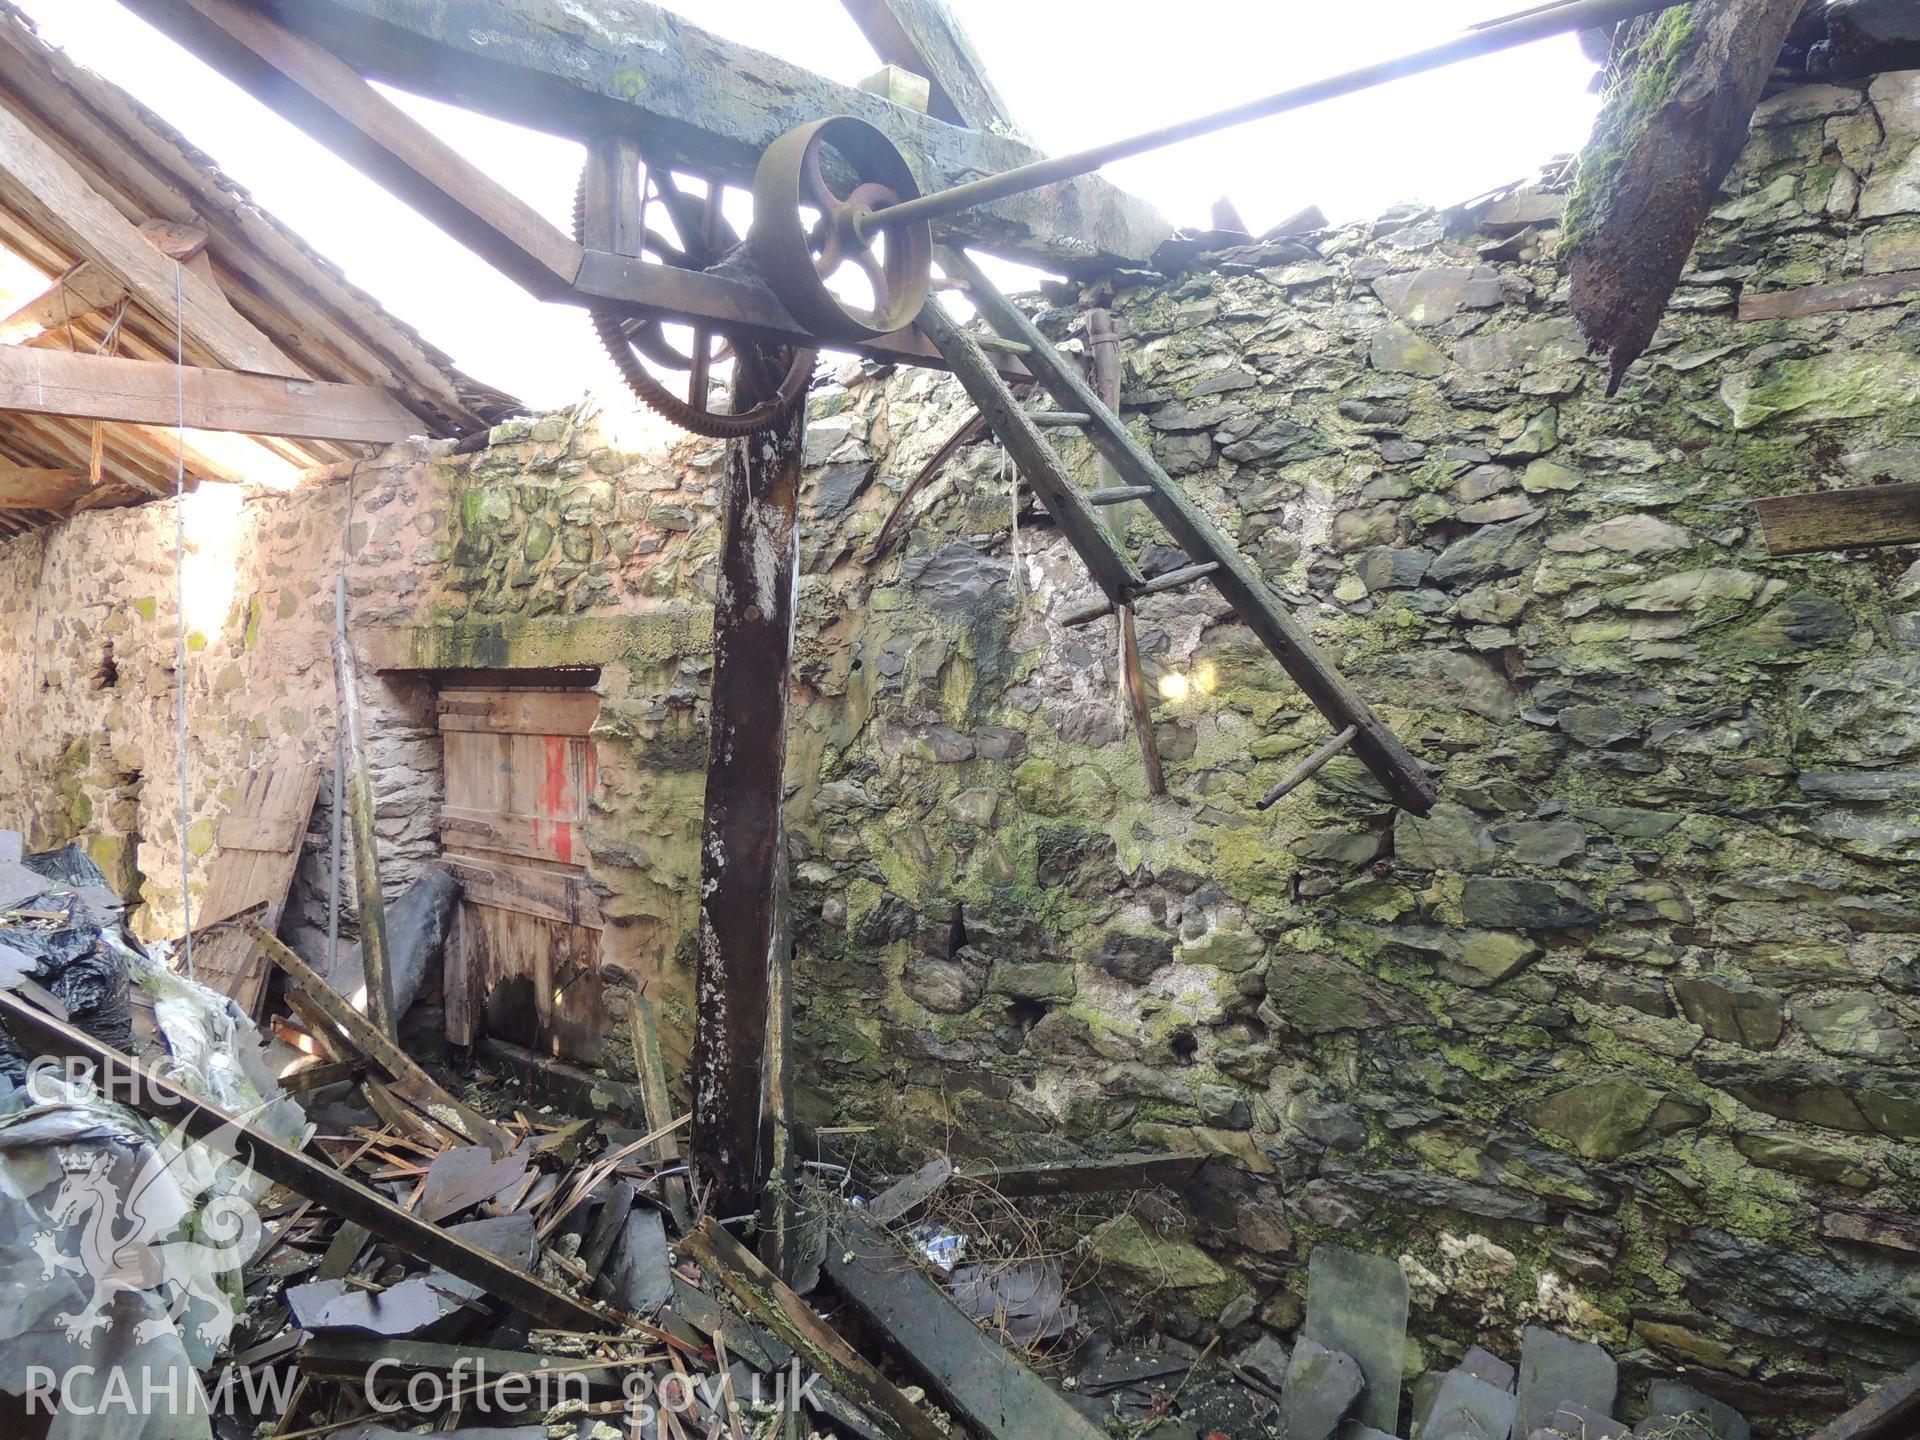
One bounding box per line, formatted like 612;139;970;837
122;0;1166;275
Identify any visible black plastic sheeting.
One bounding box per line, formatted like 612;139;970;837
0;845;136;1083
322;865;460;1021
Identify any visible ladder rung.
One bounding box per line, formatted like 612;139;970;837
1028;411;1091;427
1257;725;1359;810
1139;561;1220;594
1087;486;1153;504
975;335;1032;356
1060;562;1223;627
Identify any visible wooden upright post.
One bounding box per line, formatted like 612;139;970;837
331;573;396;1037
690;353;806;1223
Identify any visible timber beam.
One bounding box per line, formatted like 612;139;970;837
839;0;1029;137
690;357;805;1222
1754;482;1920;555
1567;0;1808;390
0;987;624;1333
113;0;1035;372
164;0;1169;274
0;345;425;443
0;465;90;511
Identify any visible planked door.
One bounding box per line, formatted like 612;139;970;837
191;760;321;1018
435;684;607;1063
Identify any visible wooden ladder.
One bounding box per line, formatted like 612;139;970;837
917;246;1438;817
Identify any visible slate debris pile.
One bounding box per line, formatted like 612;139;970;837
1053;1238;1767;1440
0;841;1099;1440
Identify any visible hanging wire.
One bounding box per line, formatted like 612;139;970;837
172;262;194;981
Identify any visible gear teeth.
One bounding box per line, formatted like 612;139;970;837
573;162;815;439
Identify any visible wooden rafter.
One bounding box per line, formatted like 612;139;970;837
839;0;1029;137
0;265;124;346
0;7;507;430
0;101;301;378
113;0;583;300
0;222;212;347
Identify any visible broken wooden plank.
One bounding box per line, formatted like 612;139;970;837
691;363;805;1221
839;0;1029;135
195;759;322;1017
1754;482;1920;555
1739;269;1920;322
0;345;424;442
1810;1358;1920;1440
0;986;622;1332
0;100;301;377
245;921;512;1155
331;573;396;1038
159;0;1167;273
278;1058;364;1094
678;1219;947;1440
627;992;692;1232
866;1158;953;1225
1566;0;1808;391
956;1151;1206;1197
823;1207;1109;1440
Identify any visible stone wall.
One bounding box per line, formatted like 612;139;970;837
0;442;452;943
752;74;1920;1426
3;67;1920;1431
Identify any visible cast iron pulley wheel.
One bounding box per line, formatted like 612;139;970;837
752;115;933;346
573;160;814;438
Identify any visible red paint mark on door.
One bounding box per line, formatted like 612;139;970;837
539;735;574;863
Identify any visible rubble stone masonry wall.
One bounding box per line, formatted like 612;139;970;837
5;70;1920;1427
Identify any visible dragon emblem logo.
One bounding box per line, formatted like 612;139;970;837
27;1095;264;1355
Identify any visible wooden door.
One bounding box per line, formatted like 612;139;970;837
191;760;321;1018
435;684;607;1063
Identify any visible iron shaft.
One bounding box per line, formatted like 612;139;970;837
863;0;1685;236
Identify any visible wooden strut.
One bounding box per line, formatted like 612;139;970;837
115;0;1033;381
679;1219;947;1440
330;574;396;1038
1258;725;1359;811
1089;302;1167;794
1753;482;1920;556
689;355;805;1223
243;921;512;1156
823;1207;1109;1440
0;987;621;1333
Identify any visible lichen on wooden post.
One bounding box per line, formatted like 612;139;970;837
1564;0;1807;393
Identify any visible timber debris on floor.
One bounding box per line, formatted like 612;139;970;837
0;839;1894;1440
0;831;1221;1440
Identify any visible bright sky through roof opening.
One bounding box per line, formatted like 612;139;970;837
13;0;1604;414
